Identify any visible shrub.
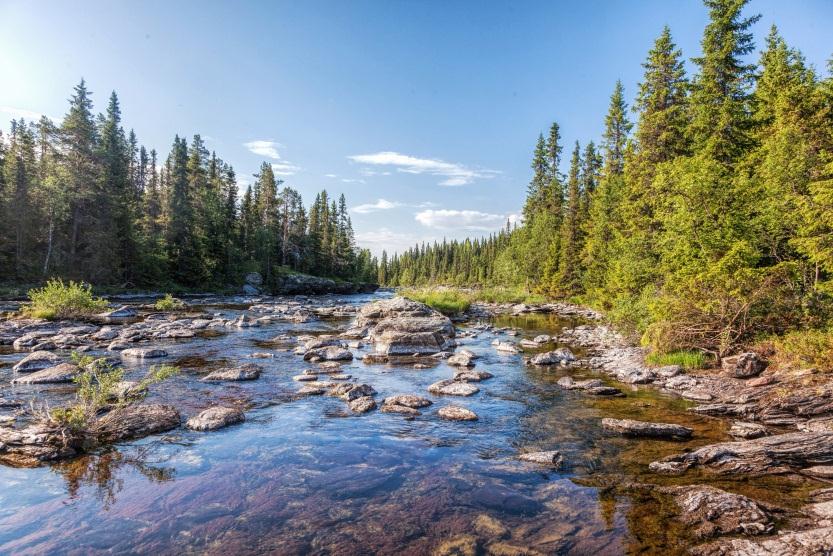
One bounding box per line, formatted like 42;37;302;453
155;293;185;311
473;287;546;305
401;289;472;314
771;328;833;373
22;279;108;320
50;354;180;431
645;349;708;370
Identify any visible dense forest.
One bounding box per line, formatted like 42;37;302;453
384;0;833;355
0;82;378;290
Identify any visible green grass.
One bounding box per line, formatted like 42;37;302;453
401;288;472;315
154;293;185;311
646;349;708;370
471;286;546;305
21;279;109;320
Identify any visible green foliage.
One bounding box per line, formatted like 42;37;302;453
472;287;546;305
645;350;708;370
771;328;833;373
401;289;472;314
154;293;185;311
22;279;107;320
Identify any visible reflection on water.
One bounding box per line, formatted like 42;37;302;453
0;296;821;554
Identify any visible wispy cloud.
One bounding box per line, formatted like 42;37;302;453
324;173;338;178
348;151;497;186
243;139;283;160
415;209;515;231
355;227;434;255
0;105;52;122
352;198;401;214
341;178;365;184
271;162;301;176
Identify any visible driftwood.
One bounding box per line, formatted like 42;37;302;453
650;431;833;476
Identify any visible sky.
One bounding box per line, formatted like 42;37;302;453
1;0;832;257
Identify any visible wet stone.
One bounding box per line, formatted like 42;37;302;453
428;379;480;397
12;351;62;373
186;406;245;431
120;348;168;360
601;418;693;440
453;370;493;382
11;362;79;384
438;405;478;421
348;396;376;413
380;404;421;416
202;363;262;382
518;450;563;467
384;395;432;408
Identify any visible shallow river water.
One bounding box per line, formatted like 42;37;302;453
0;292;817;554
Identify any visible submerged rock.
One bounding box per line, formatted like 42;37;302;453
202;363;262;382
519;450;563;467
186;406;245;431
649;431;833;476
438;405;478;421
662;485;774;539
602;418;693;440
11;362;79;384
12;351;62;373
428;379;480;397
557;376;603;390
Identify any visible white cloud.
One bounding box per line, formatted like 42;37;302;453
271;162;301;176
415;209;512;231
355;227;433;256
0;106;51;122
243;139;283;160
324;173;338;178
341;178;366;184
352;198;401;214
348;151;497;186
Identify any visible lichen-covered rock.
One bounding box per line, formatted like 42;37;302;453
12;351;62;373
11;363;79;384
662;485;774;539
384;395;432;408
92;403;181;442
438;406;478;421
186;406;244;431
349;396;377;413
0;423;82;465
428;379;479;397
690;526;833;556
202;363;262;382
329;383;376;401
602;418;693;440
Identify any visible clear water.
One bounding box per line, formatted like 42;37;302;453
0;293;818;554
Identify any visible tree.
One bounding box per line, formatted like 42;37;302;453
555;142;583;295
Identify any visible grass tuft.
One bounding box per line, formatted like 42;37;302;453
646;349;707;370
155;293;185;311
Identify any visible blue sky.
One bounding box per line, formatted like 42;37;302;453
1;0;831;256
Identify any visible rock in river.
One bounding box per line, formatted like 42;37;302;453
728;421;768;440
12;351;62;373
602;418;693;440
202;363;262;382
12;362;79;384
120;347;168;360
92;403;181;442
303;346;353;362
447;352;476;368
96;305;138;323
381;403;421;416
519;450;563;467
186;406;245;431
661;485;774;539
359;298;456;356
384;394;432;408
349;396;377;413
528;348;576;366
428;379;479;397
438;405;478;421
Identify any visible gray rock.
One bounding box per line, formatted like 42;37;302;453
186;406;245;431
587;386;625;396
557;376;604;390
529;347;576;365
722;352;768;378
602;418;693;440
120;348;168;360
494;342;520;354
12;351;62;373
349;396;377;413
380;403;421;416
12;331;54;350
519;450;563;466
245;272;263;286
12;363;79;384
384;395;432;408
428;379;479;397
97;305;138;323
330;383;376;401
662;485;774;539
202;363;262;382
729;421;769;440
448;353;475;367
303;346;353;362
438;406;478;421
92;403;181;442
453;370;493;382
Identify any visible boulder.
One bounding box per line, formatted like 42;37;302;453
601;418;693;440
649;431;833;476
12;331;54;351
97;305;138;323
12;363;79;384
528;348;576;366
244;272;263;286
438;406;478;421
448;353;476;368
428;379;480;397
303;346;353;362
690;526;833;556
557;377;603;390
202;363;262;382
91;403;181;443
120;348;168;360
519;450;563;467
728;421;768;440
453;370;493;382
380;404;421;416
349;396;377;413
0;423;82;465
721;352;768;378
12;351;62;373
384;395;433;408
662;485;774;539
186;406;245;431
494;342;520;354
329;383;376;401
358;298;455;356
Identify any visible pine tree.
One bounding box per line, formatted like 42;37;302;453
555;142;583;295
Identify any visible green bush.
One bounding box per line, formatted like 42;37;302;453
645;349;708;370
471;287;545;305
402;289;472;314
772;328;833;373
22;279;108;320
155;293;185;311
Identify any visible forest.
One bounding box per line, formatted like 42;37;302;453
0;82;378;291
383;0;833;356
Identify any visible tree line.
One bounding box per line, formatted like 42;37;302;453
383;0;833;355
0;81;378;290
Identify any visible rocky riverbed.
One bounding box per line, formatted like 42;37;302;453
0;292;831;554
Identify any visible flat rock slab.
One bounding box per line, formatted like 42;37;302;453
519;450;563;467
12;351;62;373
729;421;768;440
303;346;353;362
447;353;475;367
557;377;603;390
428;379;479;397
661;485;774;539
186;406;245;431
649;431;833;476
0;422;81;465
438;406;478;421
602;418;693;440
384;395;432;408
12;363;79;384
202;363;261;381
805;465;833;479
349;396;377;413
121;348;168;360
453;370;493;382
691;526;833;556
92;403;181;443
587;386;625;397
